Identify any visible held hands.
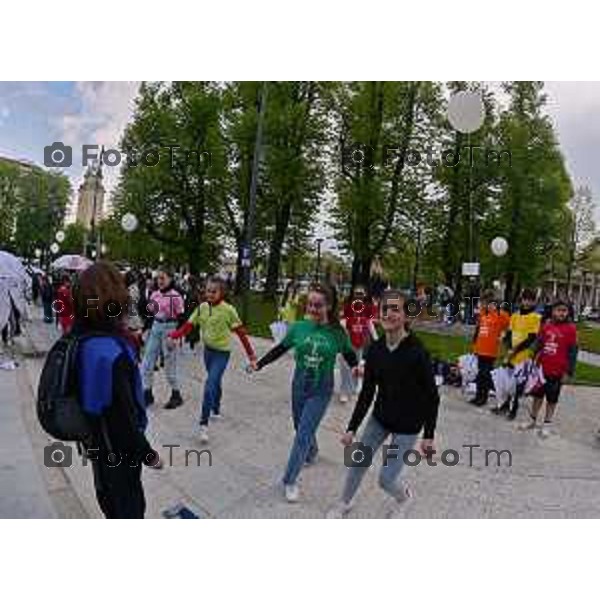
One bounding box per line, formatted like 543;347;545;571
352;365;364;379
418;438;436;458
341;432;354;446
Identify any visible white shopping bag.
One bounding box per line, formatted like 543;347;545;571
458;353;478;384
491;366;516;408
524;362;545;396
269;321;288;344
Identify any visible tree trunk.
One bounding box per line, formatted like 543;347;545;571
351;255;362;288
265;201;293;298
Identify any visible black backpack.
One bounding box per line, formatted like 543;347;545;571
37;332;98;442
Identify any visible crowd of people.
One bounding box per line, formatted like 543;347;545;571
30;258;588;519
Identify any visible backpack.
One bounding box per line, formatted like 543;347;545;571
37;332;101;442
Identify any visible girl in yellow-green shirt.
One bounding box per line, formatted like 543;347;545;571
168;276;256;443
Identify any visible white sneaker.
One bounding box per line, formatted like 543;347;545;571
519;419;537;432
284;484;300;503
211;413;223;421
326;500;353;519
197;425;209;444
538;423;555;439
339;394;349;404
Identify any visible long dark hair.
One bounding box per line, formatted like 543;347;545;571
309;281;344;332
72;261;139;349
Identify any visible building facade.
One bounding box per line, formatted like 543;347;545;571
76;164;104;230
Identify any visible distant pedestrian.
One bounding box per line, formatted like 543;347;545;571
520;299;578;437
56;274;75;335
140;268;185;409
40;275;54;323
470;289;510;408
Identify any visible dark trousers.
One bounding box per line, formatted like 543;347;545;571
91;460;145;519
508;381;526;415
475;355;495;403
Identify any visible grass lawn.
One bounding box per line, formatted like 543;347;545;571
577;323;600;354
231;292;278;339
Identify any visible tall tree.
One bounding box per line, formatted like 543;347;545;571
117;82;227;273
331;81;443;287
495;82;572;301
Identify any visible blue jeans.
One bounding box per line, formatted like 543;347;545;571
283;369;334;486
141;321;179;391
342;416;418;504
200;347;230;426
339;347;362;395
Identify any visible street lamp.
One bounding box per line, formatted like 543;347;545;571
241;81;268;323
315;238;324;282
121;212;138;265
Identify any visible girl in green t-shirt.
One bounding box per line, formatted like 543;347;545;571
254;282;359;503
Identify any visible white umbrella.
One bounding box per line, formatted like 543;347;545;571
0;250;27;281
51;254;93;272
0;250;29;332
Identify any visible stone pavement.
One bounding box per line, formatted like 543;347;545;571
4;309;600;518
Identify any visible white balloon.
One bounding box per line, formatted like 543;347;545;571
55;231;65;243
491;236;508;257
447;91;485;134
121;212;139;233
50;243;60;255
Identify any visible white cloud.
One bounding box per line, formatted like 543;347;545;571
60;81;139;196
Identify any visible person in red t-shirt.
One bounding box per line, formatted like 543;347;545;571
521;300;578;437
55;274;75;335
338;285;378;403
470;290;510;407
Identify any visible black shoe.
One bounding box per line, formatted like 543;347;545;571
506;410;518;421
472;398;488;407
491;402;509;415
144;389;155;406
164;390;183;410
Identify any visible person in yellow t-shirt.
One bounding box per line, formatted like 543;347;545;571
501;288;541;420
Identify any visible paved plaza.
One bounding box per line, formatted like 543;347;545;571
2;311;600;518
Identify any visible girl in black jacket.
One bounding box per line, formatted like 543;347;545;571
327;289;440;518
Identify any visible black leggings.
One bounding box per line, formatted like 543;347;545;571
475;355;495;403
536;376;563;405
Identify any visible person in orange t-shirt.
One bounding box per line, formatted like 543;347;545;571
470;290;510;407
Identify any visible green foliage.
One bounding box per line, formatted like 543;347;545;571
0;159;70;256
577;323;600;354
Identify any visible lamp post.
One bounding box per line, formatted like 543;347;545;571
121;212;138;265
241;81;268;323
315;238;324;282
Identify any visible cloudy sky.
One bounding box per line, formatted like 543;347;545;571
0;81;599;227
